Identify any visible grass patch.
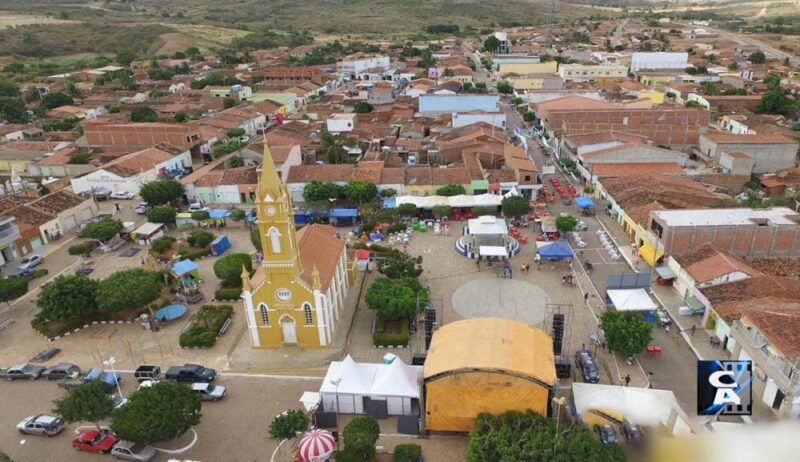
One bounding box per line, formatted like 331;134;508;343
372;318;410;347
179;304;234;348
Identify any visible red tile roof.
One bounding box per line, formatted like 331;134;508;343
705;132;797;144
102;147;178;178
296;224;346;291
673;247;761;283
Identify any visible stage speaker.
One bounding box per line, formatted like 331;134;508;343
552;313;565;355
555;356;571;378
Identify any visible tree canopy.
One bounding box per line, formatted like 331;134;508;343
496;81;514;94
342;416;380;461
131;105;158;122
466;411;625;462
376;250;423;279
268;409;309;441
483;36;501;52
756;88;792;115
213;253;253;287
436;184;466;196
96;268;162;313
0;277;28;306
556;214;578;234
398;203;417;217
40;92;74;109
146;206;177;224
139;179;185;206
353;101;374;113
748;51;766;64
344;180;378;204
52;380;114;429
80;219;123;242
432;205;452;218
112;380;201;445
502;196;529;218
115;49;136;65
303;181;343;202
365;276;428;321
37;274;98;321
601;310;653;358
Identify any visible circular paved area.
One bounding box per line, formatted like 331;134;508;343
451;278;550;326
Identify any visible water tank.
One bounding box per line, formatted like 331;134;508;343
408;155;417;165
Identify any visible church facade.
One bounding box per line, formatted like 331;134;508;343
241;142;353;348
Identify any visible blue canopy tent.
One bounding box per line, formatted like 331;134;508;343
329;208;358;226
171;259;198;277
538;241;574;261
209;209;232;220
575;197;595;209
383;197;397;209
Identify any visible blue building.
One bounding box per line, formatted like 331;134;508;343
418;95;500;114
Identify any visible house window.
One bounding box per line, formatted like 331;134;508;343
259;304;269;326
524;175;531;181
268;227;282;254
303;304;313;325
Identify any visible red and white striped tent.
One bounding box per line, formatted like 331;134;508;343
297;429;336;462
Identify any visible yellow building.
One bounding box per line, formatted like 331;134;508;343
241;143;353;347
638;90;665;105
497;61;558;75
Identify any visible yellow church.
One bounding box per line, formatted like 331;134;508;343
241;142;354;348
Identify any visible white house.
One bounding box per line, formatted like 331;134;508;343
326;113;356;133
452;111;506;129
337;56;390;79
629;52;689;72
667;248;761;300
71;146;192;195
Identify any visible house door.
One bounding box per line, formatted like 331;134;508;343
281;316;297;345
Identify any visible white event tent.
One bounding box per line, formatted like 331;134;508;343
394;194;503;209
319;355;422;415
606;289;658;311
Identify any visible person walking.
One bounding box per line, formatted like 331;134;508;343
584;292;589;303
114;202;121;214
624;374;631;386
691;324;696;336
665;324;670;334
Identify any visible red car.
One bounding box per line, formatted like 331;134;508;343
71;429;118;454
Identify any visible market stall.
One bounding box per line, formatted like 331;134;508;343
606;288;658;311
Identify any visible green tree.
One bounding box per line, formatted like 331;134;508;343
303;181;343;202
230;209;246;222
483;36;501;52
186;229;214;247
96;268;162;312
0;80;20;98
342;416;380;461
764;73;782;89
52;381;114;430
130;106;158;122
146;206;177;224
685;100;704;108
436;184;466;196
376;250;423;279
344;180;378;204
748;51;766;64
37;275;98;321
80;219;123;242
496;81;514;94
501;196;529;218
213;253;253;287
0;277;28;306
380;188;397;197
268;409;309;441
432;205;452;218
556;214;578;234
115;49;136;66
139;179;185;206
353;101;374;113
0;451;12;462
226;128;246;138
398;203;417;217
40;92;74;109
365;277;428;321
112;380;201;445
757;88;791;115
105;102;121;113
601;310;653;358
173;111;187;122
69;151;91;164
191;210;210;221
223;97;236;108
0;97;28;123
250;229;262;252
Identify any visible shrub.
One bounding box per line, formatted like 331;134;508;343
68;244;87;256
385;223;406;234
214;287;242;301
33;269;48;278
372;319;410;347
394;444;422;462
179;325;216;348
191;210;210;221
151;236;175;253
179;305;233;347
178;245;211;260
213;253;252;287
230;209;246;222
186;230;214;247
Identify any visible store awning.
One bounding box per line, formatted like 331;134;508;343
685;296;705;315
639;241;663;266
655;266;676;279
479;246;507;257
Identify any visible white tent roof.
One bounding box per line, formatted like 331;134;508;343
573;383;688;430
370;358;422;398
394;194;502;209
503;186;521;197
479;246;507;256
607;289;658;311
319;355;377;395
467;215;508;235
134;222;164;236
299;391;321;412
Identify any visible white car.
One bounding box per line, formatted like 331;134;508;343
111;441;157;461
134;203;148;214
188;202;209;213
137;379;159;390
192;382;226;401
110;191;135;200
17;414;65;436
17;254;42;270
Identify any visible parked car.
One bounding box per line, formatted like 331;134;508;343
187;202;209;213
42;363;81;381
112;395;128;409
111;441;157;461
17;415;65;436
110;191;135;200
137;380;159;390
192;382;226;401
133;365;161;382
165;364;216;383
16;254;42;270
83;368;121;386
575;349;600;383
134;202;149;214
622;420;644;443
598;424;618;444
72;429;118;454
31;348;60;363
7;268;35;280
0;363;45;380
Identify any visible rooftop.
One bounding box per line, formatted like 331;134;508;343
652;207;800;227
704;132;797;144
673;247;761;283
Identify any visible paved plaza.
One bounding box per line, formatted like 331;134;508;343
451;278;550;326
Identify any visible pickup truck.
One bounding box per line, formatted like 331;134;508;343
0;363;45;380
134;365;161;382
165;364;216;383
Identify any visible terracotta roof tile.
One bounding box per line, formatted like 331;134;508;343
741;307;800;358
103;147;177;178
591;162;683;177
673;247;762;283
296;224;346;291
286;164;354;183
